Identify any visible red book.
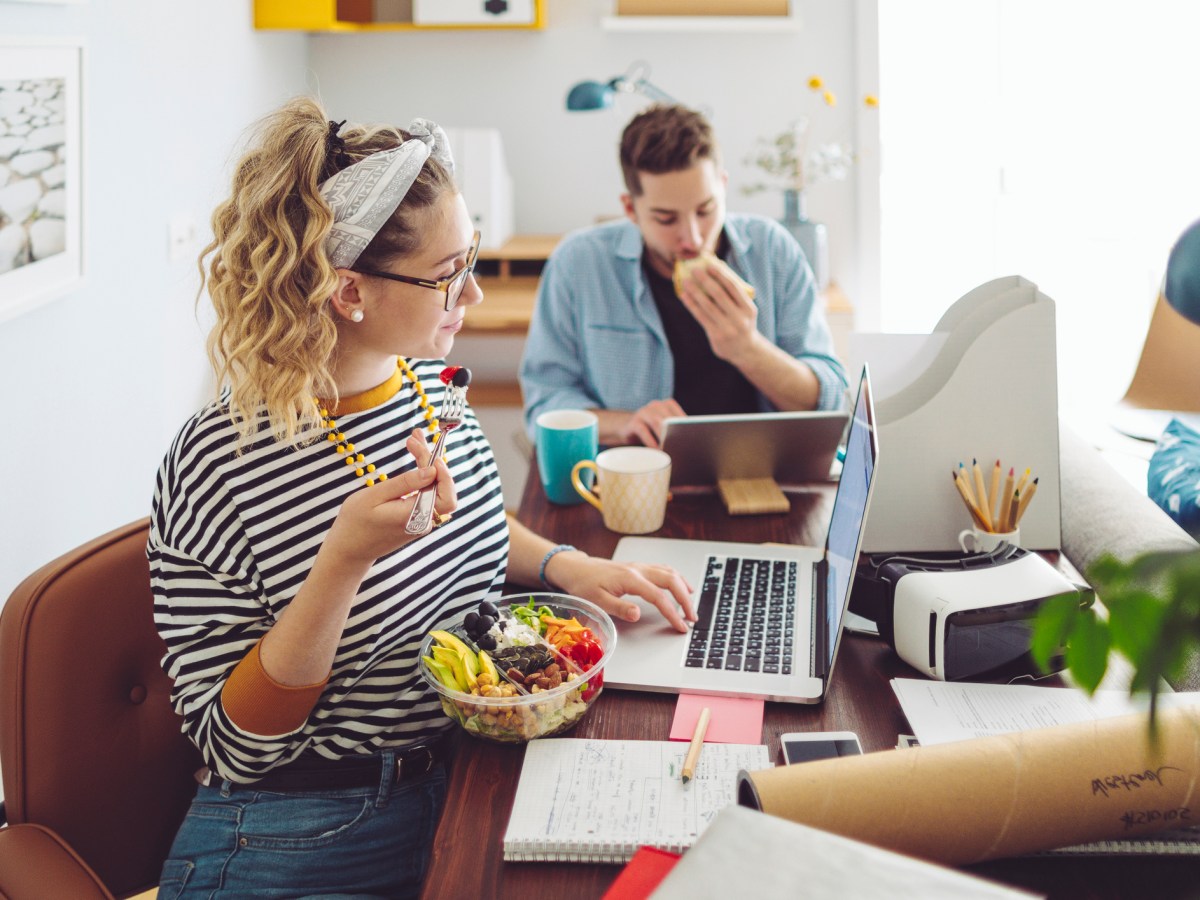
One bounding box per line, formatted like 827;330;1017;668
601;846;682;900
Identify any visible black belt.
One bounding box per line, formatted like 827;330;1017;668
197;738;450;791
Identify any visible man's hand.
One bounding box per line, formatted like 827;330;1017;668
618;398;686;448
676;260;764;366
544;551;696;633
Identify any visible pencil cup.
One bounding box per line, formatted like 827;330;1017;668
536;409;599;505
958;526;1020;553
571;447;671;534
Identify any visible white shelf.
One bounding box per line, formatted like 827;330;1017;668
600;14;801;32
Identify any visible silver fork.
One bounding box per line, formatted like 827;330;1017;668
404;385;466;534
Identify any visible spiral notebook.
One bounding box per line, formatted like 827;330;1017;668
503;738;771;863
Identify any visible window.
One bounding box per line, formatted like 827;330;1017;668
878;0;1200;409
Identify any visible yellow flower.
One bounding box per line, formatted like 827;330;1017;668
864;94;879;108
823;90;837;107
807;75;823;90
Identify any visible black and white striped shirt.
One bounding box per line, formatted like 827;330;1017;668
148;359;509;782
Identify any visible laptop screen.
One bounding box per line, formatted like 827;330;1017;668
822;367;878;671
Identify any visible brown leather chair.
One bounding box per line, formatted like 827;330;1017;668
0;519;201;899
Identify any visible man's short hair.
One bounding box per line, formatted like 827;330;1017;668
619;104;720;196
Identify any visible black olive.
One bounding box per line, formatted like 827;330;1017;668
464;611;480;631
452;367;472;387
496;620;506;631
476;633;497;650
479;601;498;617
477;614;496;632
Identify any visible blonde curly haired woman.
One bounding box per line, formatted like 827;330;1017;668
148;97;694;899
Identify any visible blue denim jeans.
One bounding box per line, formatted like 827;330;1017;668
158;750;446;900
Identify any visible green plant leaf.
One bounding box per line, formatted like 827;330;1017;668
1105;591;1167;662
1087;553;1126;586
1031;593;1079;673
1064;612;1112;693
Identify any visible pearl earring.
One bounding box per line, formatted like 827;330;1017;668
350;310;364;323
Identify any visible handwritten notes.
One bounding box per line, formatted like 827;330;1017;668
1081;760;1195;840
503;739;770;862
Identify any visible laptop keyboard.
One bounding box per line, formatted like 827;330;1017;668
685;555;797;674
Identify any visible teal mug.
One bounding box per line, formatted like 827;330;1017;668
536;409;599;505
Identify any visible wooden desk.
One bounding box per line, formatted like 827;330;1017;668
421;462;1200;900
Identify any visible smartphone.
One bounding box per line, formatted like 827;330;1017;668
780;731;863;765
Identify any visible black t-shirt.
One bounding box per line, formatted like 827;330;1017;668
643;241;758;415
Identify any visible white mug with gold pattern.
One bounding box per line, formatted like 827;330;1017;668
571;447;671;535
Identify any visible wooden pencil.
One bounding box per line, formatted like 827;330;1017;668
988;459;1002;527
998;467;1015;531
1007;489;1020;535
971;459;994;531
681;707;711;784
1015;467;1032;496
1015;477;1039;525
953;471;987;529
957;462;977;506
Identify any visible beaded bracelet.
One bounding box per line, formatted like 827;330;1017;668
539;544;578;590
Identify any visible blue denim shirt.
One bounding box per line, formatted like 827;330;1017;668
518;214;849;439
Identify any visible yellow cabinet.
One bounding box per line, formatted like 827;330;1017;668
255;0;546;31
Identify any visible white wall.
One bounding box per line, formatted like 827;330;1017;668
0;1;307;603
877;0;1200;414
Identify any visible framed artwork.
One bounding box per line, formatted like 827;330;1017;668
0;38;84;323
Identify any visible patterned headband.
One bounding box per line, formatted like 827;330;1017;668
319;117;455;269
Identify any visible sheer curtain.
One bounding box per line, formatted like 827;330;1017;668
878;0;1200;410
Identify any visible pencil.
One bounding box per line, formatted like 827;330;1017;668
1007;489;1020;535
988;459;1002;526
1015;467;1032;496
997;467;1015;531
956;462;978;507
1015;477;1039;526
681;707;711;784
952;471;987;528
971;459;994;531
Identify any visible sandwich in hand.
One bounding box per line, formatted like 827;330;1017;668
672;252;756;300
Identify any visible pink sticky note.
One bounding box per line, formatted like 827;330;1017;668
670;693;765;745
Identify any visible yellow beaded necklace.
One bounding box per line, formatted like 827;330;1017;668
317;358;440;488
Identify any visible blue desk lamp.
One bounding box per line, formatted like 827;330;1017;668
565;61;677;111
1165;218;1200;325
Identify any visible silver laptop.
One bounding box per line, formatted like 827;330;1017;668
608;366;879;704
660;410;848;487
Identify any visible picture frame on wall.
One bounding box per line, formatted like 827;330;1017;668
0;38;84;324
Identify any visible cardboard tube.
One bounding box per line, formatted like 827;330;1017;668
738;707;1200;865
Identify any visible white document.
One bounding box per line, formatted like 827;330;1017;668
891;678;1200;746
652;805;1040;899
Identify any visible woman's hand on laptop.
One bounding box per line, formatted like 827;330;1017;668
545;552;696;633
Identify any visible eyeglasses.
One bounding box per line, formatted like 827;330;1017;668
354;230;481;312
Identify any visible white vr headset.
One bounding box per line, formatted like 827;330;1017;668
850;545;1091;681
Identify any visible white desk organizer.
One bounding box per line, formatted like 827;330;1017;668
851;276;1061;552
